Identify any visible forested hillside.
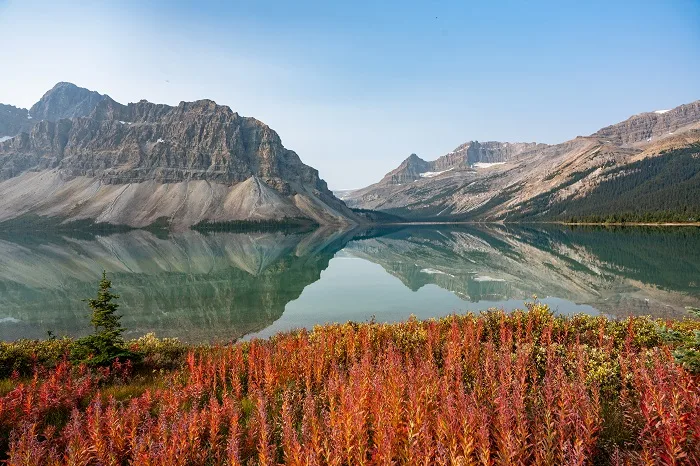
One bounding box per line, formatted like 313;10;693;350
512;145;700;222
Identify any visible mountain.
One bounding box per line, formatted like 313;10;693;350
0;83;360;230
29;82;107;122
591;101;700;146
0;82;105;140
379;142;546;186
345;101;700;222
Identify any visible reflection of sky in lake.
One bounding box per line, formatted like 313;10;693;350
247;255;598;340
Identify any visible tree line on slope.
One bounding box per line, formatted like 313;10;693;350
511;144;700;223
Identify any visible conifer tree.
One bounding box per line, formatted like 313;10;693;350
72;271;134;365
87;271;124;344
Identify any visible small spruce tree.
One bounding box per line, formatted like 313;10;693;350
72;271;135;365
88;271;124;343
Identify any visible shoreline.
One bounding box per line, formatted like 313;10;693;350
2;218;698;235
375;220;700;227
557;222;700;227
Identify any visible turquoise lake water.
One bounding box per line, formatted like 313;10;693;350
0;225;697;342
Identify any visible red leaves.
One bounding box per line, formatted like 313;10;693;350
627;349;700;465
2;310;699;464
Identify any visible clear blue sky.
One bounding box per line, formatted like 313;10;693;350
1;0;699;188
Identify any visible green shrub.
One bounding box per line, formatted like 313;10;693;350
0;338;72;378
128;333;188;370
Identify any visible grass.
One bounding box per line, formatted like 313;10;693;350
99;374;167;402
0;379;16;397
0;304;699;465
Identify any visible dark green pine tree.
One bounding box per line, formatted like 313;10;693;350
72;271;135;365
87;271;124;344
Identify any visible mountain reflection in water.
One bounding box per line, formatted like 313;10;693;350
0;225;697;342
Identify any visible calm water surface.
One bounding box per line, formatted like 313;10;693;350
0;225;698;342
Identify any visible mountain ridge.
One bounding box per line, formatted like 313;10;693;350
345;99;700;221
591;100;700;146
0;82;361;230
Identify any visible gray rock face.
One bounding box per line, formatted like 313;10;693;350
384;154;431;184
29;82;106;122
346;100;700;220
0;83;359;229
444;141;545;165
2;97;327;190
380;141;545;186
592;101;700;146
1;82;105;140
0;104;32;138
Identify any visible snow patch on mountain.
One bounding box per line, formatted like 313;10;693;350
473;162;506;169
420;167;454;178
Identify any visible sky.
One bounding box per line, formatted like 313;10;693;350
1;0;699;189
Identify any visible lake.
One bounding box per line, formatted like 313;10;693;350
0;225;698;343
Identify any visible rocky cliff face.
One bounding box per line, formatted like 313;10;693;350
383;154;431;184
346;100;700;220
0;83;359;229
380;141;545;186
29;82;106;122
0;104;32;138
1;83;105;140
2;98;329;188
442;141;545;166
592;101;700;147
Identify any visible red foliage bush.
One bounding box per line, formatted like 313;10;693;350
1;308;698;465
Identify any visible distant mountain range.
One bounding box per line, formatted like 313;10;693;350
344;100;700;222
2;83;698;229
0;83;361;230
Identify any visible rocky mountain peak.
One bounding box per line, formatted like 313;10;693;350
398;153;430;171
375;140;545;187
445;141;546;166
180;99;220;111
0;83;361;229
405;153;425;163
29;82;107;122
382;154;431;184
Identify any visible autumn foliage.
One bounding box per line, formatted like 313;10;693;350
1;305;699;465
